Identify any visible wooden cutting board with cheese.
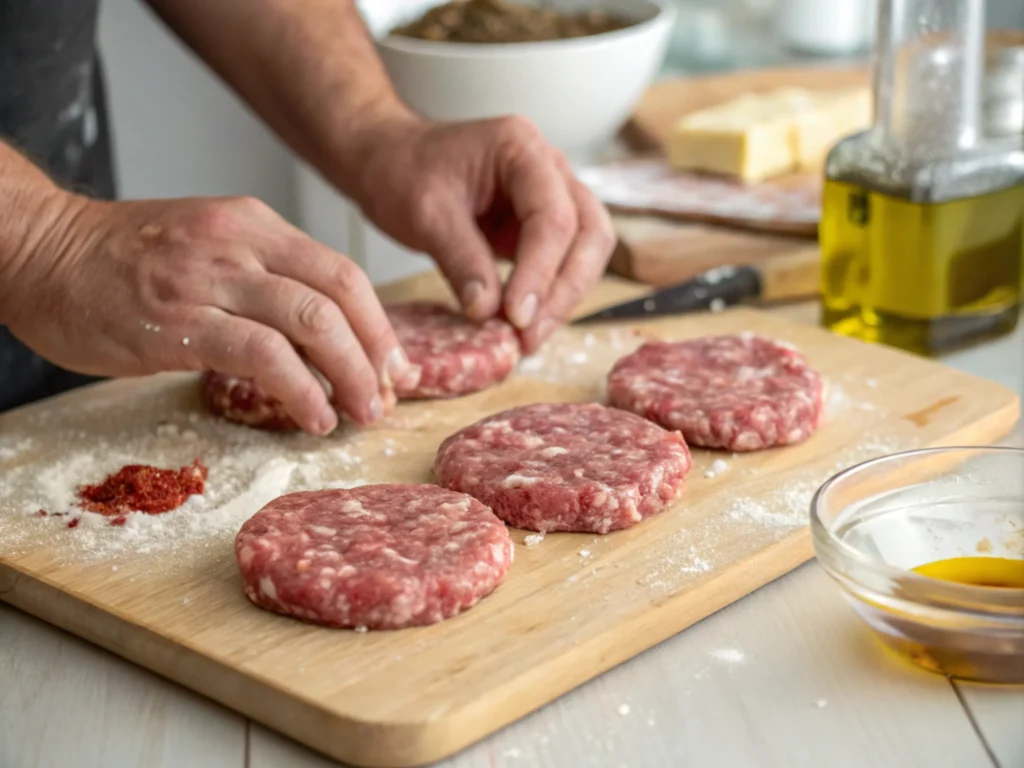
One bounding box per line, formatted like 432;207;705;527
1;270;1017;768
598;66;870;288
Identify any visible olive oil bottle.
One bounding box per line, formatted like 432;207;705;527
820;0;1024;356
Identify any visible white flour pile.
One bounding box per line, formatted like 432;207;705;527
0;378;412;566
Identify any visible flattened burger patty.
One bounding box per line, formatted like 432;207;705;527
434;402;692;534
235;484;513;629
388;301;520;399
607;333;825;452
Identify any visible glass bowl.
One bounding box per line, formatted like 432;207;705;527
812;447;1024;683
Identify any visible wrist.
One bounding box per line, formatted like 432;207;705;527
321;94;429;204
0;183;88;327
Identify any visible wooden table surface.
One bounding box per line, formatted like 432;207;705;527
2;299;1022;768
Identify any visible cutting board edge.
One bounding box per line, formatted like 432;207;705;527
0;525;818;768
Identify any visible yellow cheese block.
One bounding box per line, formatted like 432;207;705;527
667;86;871;182
792;88;873;168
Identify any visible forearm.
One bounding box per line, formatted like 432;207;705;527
0;142;79;325
145;0;417;199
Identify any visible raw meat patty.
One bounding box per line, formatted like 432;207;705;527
202;302;520;430
434;403;692;534
607;333;825;452
235;484;513;629
200;372;297;430
388;301;520;399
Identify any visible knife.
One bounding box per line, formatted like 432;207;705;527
573;265;761;324
572;247;821;325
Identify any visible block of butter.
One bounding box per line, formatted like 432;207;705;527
667;86;871;182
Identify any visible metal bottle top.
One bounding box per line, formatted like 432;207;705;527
827;0;1024;203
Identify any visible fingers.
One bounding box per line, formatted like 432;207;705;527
416;195;503;321
520;179;616;353
187;309;338;435
261;237;420;394
495;120;578;330
216;273;388;425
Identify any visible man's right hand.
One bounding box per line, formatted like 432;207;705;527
0;191;417;435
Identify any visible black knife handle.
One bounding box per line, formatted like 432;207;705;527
657;265;762;313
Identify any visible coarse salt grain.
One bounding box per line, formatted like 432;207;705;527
579;549;591;557
617;703;630;716
523;533;545;547
815;699;828;708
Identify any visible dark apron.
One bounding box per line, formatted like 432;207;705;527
0;0;116;412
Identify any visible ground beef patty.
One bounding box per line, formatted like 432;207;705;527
202;302;520;430
200;372;297;431
434;403;691;534
607;333;825;452
389;301;520;399
235;484;513;629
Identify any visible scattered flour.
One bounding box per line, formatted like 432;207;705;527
0;377;398;567
710;647;746;663
514;326;643;391
704;459;729;479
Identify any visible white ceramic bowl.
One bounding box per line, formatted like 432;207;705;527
361;0;675;153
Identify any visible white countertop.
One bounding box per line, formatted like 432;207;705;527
2;303;1023;768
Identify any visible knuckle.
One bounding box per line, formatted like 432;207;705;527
328;256;370;295
242;328;289;370
192;201;240;239
548;206;578;240
295;293;340;338
498;114;541;144
229;195;271;218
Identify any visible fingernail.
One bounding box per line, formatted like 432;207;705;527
317;408;338;436
461;279;487;318
367;393;383;422
510;293;538;329
383;346;417;390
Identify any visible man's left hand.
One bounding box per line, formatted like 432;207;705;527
351;114;616;353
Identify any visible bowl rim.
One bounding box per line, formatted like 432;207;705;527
375;0;676;59
811;445;1024;610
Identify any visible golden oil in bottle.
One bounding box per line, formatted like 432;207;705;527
820;177;1024;356
819;0;1024;356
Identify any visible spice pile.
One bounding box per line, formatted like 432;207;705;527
40;459;208;527
391;0;632;43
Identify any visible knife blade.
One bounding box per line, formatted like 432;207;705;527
573;265;762;325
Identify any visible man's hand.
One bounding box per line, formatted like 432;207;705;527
145;0;616;351
352;115;617;352
0;183;416;435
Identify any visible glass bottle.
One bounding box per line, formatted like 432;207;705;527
819;0;1024;356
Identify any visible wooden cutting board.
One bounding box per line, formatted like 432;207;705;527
0;271;1018;768
609;213;821;291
